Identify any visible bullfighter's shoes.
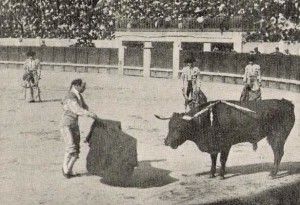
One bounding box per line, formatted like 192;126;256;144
62;168;81;178
62;168;71;179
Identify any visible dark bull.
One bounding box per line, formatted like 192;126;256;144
156;99;295;178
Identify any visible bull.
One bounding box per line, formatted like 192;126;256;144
156;99;295;178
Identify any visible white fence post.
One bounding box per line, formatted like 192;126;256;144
203;43;212;52
173;41;181;79
233;32;243;53
118;45;125;76
143;42;152;77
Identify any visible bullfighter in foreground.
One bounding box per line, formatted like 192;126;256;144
156;99;295;179
60;79;98;178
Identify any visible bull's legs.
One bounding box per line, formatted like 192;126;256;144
220;148;231;179
269;139;285;177
268;132;288;177
210;153;218;178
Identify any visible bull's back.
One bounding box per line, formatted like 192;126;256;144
240;99;295;126
214;99;295;144
225;99;294;121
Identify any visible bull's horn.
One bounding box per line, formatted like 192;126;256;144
154;114;172;120
182;101;220;121
221;101;256;113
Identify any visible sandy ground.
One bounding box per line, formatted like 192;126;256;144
0;68;299;205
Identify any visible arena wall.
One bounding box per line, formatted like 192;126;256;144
0;36;299;92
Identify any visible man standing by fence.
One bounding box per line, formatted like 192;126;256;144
240;55;262;102
22;51;42;103
181;57;200;99
240;55;262;151
181;57;202;111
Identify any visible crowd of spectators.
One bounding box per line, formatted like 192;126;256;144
115;0;300;42
0;0;115;46
0;0;300;44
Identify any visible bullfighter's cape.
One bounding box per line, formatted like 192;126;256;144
86;118;138;185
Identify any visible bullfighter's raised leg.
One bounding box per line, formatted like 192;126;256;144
210;153;218;178
220;148;231;179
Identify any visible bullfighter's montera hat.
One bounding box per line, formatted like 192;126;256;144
184;57;196;63
26;51;36;57
248;55;256;62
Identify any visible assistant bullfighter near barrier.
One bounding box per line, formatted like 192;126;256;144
156;99;295;178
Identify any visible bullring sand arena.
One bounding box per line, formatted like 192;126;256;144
0;68;299;205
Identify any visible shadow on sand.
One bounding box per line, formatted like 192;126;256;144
205;179;300;205
192;162;300;205
196;161;300;179
100;160;178;188
38;99;61;103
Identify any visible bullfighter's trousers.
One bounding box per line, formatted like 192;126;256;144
186;80;193;98
25;71;41;102
26;85;41;102
61;125;80;174
240;84;261;102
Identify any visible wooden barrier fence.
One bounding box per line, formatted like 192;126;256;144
0;46;299;92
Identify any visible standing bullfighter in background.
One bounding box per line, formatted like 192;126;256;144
60;79;98;178
181;57;206;110
240;55;262;102
240;55;262;150
181;57;200;99
22;51;42;103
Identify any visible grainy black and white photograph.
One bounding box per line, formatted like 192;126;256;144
0;0;300;204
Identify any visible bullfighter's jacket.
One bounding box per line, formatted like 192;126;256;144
243;64;261;85
60;87;90;127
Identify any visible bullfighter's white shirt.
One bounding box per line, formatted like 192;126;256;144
243;64;261;83
181;66;200;81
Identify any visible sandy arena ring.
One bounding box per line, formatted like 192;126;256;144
0;69;299;205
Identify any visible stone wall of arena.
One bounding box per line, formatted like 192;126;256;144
0;36;299;92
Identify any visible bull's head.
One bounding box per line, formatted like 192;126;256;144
156;113;196;149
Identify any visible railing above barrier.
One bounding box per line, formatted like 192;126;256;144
116;16;259;32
